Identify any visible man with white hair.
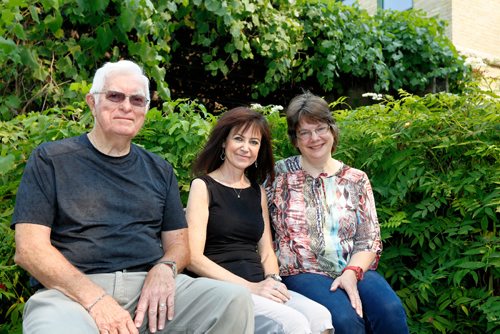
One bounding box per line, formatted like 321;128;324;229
12;60;255;334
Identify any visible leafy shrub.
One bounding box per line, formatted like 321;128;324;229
135;99;216;203
0;0;469;120
1;85;498;333
332;88;499;333
0;99;92;334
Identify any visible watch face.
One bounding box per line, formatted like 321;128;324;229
267;274;282;281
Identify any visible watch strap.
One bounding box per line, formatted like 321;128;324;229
156;260;177;277
265;274;282;282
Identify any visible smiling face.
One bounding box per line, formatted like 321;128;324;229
223;124;262;171
87;73;148;140
295;118;334;163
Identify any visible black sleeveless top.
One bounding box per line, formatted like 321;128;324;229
198;175;265;282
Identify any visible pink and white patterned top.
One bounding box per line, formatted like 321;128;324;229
265;155;382;278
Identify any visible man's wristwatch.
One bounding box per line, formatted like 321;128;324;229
342;266;364;281
156;260;177;277
265;274;282;282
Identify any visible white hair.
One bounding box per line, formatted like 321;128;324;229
89;60;150;104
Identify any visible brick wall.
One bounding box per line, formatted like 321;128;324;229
451;0;500;60
351;0;499;88
355;0;377;15
414;0;452;39
353;0;499;59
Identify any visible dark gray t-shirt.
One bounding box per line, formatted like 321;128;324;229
11;134;187;274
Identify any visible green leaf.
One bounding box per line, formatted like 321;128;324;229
96;25;114;51
455;261;486;270
0;155;16;175
0;37;17;54
118;7;135;33
44;11;63;34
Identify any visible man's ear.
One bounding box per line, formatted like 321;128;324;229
86;93;96;115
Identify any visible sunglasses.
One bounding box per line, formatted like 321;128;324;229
94;90;149;107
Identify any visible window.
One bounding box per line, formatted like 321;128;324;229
379;0;412;11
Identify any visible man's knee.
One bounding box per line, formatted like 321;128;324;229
23;290;98;334
211;282;253;314
188;279;254;333
186;277;253;314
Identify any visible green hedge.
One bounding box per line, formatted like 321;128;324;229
0;0;469;120
1;86;498;333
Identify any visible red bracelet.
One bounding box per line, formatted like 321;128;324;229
342;266;364;281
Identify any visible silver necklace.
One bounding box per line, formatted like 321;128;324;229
232;187;243;198
218;169;244;198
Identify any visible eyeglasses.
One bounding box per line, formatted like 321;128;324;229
94;90;149;107
296;125;330;140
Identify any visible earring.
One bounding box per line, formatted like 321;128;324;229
255;160;258;168
220;151;225;161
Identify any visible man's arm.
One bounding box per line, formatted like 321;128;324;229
15;223;138;334
157;228;190;273
134;228;189;333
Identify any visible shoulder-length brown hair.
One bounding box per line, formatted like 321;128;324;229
192;107;275;183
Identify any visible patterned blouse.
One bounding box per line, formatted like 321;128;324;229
265;155;382;278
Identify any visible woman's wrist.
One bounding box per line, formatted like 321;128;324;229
265;273;282;282
342;266;364;281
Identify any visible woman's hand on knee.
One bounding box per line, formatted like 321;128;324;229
331;273;363;318
252;279;290;303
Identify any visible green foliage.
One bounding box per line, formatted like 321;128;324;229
252;103;297;161
334;88;499;333
183;0;469;97
135;99;216;203
0;0;178;120
373;9;467;92
4;87;496;332
0;0;470;120
0;99;92;333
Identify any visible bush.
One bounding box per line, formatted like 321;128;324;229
0;0;469;120
332;88;499;333
1;86;498;333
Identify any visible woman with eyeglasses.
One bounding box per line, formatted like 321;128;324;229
265;92;409;334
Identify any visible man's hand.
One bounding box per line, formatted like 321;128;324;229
330;271;363;318
134;263;176;333
89;295;138;334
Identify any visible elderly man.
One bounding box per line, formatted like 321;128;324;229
12;60;254;334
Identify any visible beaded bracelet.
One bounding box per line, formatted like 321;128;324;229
86;292;107;313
